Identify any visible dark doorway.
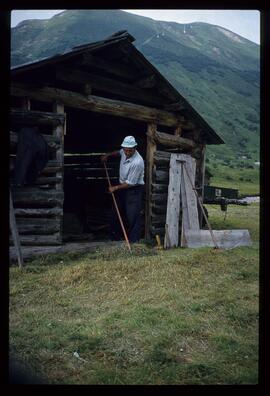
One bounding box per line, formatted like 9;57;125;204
63;107;147;242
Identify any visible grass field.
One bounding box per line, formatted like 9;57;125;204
9;203;259;385
207;162;260;197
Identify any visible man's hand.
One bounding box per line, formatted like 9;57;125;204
109;185;118;193
101;155;108;163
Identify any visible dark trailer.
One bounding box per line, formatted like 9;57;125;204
10;31;224;247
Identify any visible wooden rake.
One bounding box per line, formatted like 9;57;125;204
103;162;132;254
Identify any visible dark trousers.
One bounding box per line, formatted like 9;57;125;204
110;186;144;243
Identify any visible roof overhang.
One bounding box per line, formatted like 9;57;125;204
11;30;224;145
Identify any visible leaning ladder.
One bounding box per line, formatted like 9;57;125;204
10;189;24;268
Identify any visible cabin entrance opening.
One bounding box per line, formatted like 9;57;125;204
63;107;147;243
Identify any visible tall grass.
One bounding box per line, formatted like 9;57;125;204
9;204;259;384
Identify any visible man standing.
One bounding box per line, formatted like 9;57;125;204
101;136;144;243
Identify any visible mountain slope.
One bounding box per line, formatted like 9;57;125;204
11;10;260;164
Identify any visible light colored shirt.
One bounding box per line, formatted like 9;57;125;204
119;149;145;185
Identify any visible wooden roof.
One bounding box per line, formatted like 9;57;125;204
11;31;224;145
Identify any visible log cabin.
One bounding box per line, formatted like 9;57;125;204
10;30;224;246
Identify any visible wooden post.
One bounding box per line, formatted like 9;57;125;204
145;123;157;240
191;144;206;228
53;102;65;245
53;102;65;190
198;145;206;227
10;190;23;268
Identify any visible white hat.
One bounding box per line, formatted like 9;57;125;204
121;136;137;148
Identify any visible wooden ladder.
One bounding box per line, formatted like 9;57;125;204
10;190;24;268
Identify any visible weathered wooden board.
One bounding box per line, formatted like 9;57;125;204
180;154;200;247
184;229;252;249
181;155;200;229
164;155;182;248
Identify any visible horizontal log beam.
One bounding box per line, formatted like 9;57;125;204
42;167;62;175
34;176;63;185
10;234;61;246
10;108;65;126
151;214;166;225
151;193;168;204
43;163;62;175
152;183;168;193
151;203;167;214
155;131;196;150
12;188;64;207
10;131;61;148
153;170;169;183
10;159;62;176
11;83;183;127
16;218;61;235
14;208;63;217
55;68;165;107
154;150;171;165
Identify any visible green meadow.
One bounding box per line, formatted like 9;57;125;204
9;203;259;384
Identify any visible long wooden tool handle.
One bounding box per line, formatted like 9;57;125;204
182;162;219;249
103;162;132;253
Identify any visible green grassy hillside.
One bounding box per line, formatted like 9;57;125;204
11;10;260;184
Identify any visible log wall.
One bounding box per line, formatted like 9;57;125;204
10;92;204;245
10;108;65;246
145;128;204;240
